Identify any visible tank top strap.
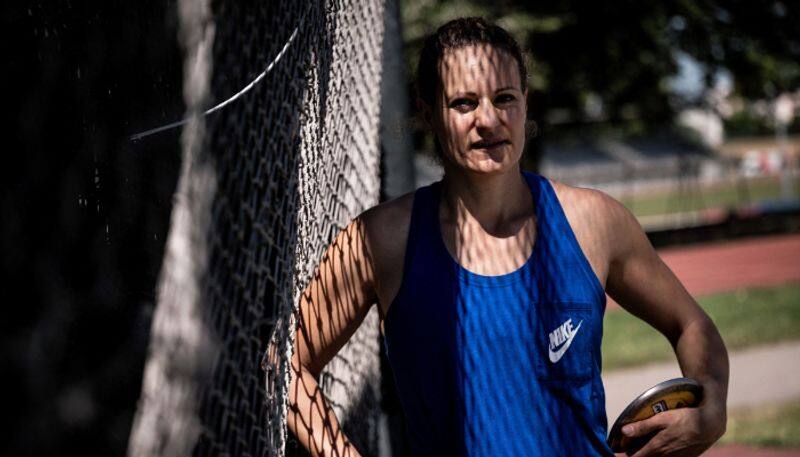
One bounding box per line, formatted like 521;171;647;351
523;171;605;304
400;182;442;283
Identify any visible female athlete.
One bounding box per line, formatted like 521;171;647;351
287;17;728;457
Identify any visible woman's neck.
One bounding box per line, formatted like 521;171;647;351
440;166;533;236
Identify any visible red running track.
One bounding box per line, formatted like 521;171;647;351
616;446;800;457
704;445;800;457
607;234;800;310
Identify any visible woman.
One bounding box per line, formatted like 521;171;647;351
287;17;728;456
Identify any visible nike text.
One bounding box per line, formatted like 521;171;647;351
548;318;583;363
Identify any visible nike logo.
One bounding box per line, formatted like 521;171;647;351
548;318;583;363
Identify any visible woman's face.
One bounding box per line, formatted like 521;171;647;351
428;44;527;175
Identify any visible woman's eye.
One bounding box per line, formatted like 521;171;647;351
495;94;516;104
450;98;476;111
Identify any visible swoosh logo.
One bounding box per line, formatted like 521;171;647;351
548;320;583;363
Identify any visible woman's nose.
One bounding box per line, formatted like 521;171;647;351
475;100;500;130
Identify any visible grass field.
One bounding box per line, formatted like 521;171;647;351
718;399;800;447
602;283;800;370
615;176;798;219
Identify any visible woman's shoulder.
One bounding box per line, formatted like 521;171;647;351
360;189;417;242
545;177;644;279
359;191;415;259
358;190;417;307
547;177;624;221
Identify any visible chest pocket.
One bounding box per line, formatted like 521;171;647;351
532;301;598;383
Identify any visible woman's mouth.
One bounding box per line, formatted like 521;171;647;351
471;139;509;150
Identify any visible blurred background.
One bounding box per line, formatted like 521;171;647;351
4;0;799;455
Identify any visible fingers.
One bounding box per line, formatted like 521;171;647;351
623;413;671;457
622;412;669;438
625;409;709;457
629;435;662;457
629;437;708;457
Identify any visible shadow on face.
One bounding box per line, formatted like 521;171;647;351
425;44;528;176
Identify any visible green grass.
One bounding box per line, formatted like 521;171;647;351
616;176;798;219
718;399;800;447
602;283;800;370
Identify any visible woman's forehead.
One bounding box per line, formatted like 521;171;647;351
439;45;520;94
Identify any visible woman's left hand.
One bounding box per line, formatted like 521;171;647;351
621;402;726;457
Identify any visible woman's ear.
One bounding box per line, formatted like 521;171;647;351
416;97;433;128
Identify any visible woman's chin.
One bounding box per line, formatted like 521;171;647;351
461;152;517;174
461;159;515;176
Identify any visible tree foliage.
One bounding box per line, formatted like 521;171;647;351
401;0;800;130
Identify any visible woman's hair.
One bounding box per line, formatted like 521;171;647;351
416;17;528;107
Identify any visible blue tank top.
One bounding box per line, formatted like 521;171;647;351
382;171;614;456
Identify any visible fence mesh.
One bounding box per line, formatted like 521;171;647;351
128;0;386;455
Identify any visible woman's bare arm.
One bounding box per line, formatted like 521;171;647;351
287;217;378;457
602;196;728;456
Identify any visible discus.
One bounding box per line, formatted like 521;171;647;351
607;377;703;453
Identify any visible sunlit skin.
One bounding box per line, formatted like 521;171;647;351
284;42;729;457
